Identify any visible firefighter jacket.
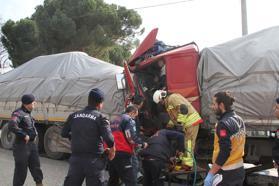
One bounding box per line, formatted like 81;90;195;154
8;106;38;142
212;111;246;170
61;106;114;157
110;114;144;154
165;93;203;128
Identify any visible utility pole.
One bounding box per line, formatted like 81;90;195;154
241;0;248;35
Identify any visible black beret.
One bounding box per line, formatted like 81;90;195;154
89;88;105;103
276;97;279;104
21;94;35;105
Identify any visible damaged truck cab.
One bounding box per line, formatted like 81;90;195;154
123;27;279;165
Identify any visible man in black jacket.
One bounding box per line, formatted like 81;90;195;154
139;129;185;186
8;94;44;186
62;88;115;186
272;97;279;177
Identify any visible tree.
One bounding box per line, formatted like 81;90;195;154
0;18;10;69
1;0;143;66
1;19;40;67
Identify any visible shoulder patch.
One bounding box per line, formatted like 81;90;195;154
219;129;227;137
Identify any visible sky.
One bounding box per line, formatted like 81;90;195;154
0;0;279;49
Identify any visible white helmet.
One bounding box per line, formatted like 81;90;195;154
153;90;167;104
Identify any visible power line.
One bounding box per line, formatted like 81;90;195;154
131;0;195;10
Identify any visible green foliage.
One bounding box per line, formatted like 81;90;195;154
1;0;142;66
1;19;40;67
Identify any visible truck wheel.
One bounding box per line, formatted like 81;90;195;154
0;123;15;149
44;126;66;160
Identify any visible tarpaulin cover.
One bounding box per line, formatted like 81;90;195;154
198;26;279;124
0;52;124;115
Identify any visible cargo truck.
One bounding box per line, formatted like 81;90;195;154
1;27;279;166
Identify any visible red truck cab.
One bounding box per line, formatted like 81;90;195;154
125;28;201;125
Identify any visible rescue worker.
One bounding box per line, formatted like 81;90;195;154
272;97;279;177
8;94;44;186
108;105;147;186
139;128;185;186
204;91;246;186
61;88;115;186
153;90;203;169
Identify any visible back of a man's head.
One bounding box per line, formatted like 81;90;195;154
214;91;235;111
88;88;105;107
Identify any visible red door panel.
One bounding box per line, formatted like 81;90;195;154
165;51;200;112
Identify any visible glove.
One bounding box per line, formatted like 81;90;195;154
204;173;214;186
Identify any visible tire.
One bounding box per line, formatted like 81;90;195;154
0;123;15;149
44;125;67;160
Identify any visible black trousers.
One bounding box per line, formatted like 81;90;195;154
142;159;165;186
13;142;43;186
64;156;107;186
108;154;136;186
215;166;245;186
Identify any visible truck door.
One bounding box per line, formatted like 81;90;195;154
165;44;201;112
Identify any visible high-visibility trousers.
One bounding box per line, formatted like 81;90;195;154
180;124;199;167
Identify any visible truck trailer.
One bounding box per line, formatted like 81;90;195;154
0;52;125;159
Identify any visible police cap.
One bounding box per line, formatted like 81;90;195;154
21;94;35;105
89;88;105;103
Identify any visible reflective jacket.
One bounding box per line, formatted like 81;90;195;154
212;111;246;170
165;93;203;127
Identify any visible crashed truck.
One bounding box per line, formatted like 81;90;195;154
0;52;126;159
123;26;279;166
0;26;279;166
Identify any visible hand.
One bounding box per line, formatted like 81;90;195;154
108;146;116;161
204;172;214;186
142;142;148;149
24;135;30;144
176;151;184;157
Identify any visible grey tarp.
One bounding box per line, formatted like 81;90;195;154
0;52;125;116
198;26;279;127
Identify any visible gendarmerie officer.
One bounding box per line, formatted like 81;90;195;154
8;94;44;186
62;88;115;186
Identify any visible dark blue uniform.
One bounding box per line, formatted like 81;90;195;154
8;106;43;186
62;106;114;186
139;129;185;186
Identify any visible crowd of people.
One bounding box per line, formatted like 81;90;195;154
7;88;279;186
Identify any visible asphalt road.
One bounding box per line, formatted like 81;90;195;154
0;147;69;186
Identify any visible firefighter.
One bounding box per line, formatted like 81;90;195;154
139;129;185;186
8;94;44;186
108;105;147;186
61;88;115;186
272;97;279;177
153;90;203;169
204;91;246;186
